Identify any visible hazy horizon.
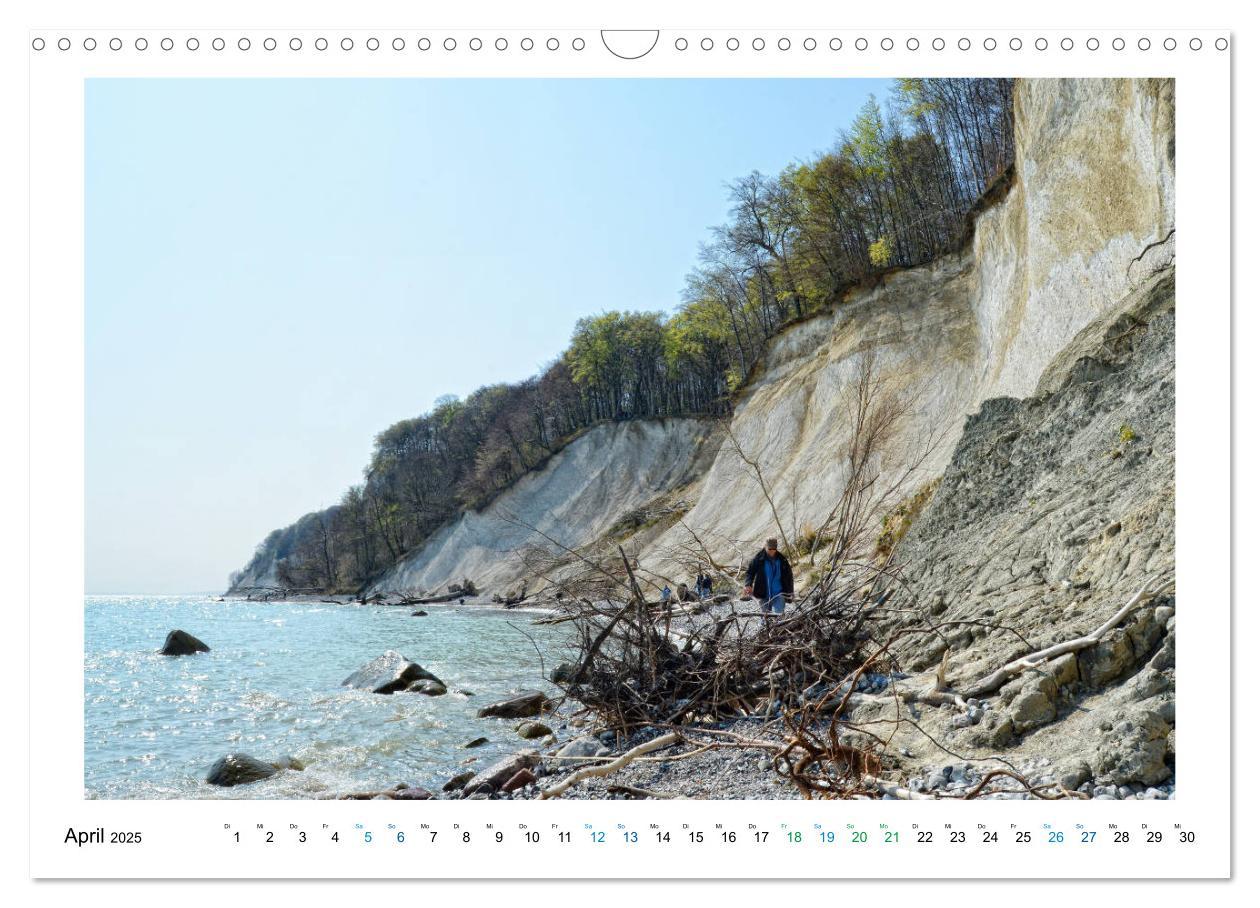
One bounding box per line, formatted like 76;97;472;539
86;77;894;594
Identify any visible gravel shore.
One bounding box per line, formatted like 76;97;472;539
449;715;1175;801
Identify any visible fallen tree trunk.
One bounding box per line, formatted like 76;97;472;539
413;590;468;604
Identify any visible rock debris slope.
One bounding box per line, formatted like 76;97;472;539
853;272;1176;795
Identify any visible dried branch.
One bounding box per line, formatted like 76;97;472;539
539;732;682;799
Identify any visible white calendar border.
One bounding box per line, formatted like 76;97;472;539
21;4;1232;882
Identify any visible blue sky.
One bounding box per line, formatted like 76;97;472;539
85;77;894;593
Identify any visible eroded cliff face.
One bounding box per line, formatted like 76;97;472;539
852;273;1175;793
232;78;1175;612
367;419;717;595
970;78;1174;399
632;78;1175;581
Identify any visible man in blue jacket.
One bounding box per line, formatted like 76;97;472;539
743;537;794;621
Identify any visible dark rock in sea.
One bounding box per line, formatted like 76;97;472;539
462;750;540;796
342;650;443;694
501;768;537;793
205;753;303;787
443;771;475;792
476;691;546;719
516;721;553;740
410;610;428;617
464;737;490;749
159;629;210;656
394;787;434;800
407;679;448;696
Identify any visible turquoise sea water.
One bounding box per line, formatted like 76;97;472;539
84;596;573;799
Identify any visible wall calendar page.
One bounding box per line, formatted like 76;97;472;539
8;0;1245;899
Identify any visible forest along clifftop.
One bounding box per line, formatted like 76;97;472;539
630;78;1173;586
229;78;1173;602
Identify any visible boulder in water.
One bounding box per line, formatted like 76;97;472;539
515;721;553;740
205;753;303;787
476;690;546;719
159;629;210;656
407;679;448;696
342;650;443;694
410;610;428;617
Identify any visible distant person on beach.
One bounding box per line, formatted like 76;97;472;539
743;538;793;620
660;584;671;605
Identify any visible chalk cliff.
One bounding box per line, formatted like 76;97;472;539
506;78;1175;589
369;418;717;595
236;78;1175;609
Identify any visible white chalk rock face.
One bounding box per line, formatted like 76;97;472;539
640;255;980;573
369;418;714;595
634;78;1176;577
970;78;1175;399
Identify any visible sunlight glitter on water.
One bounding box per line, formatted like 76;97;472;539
84;595;574;799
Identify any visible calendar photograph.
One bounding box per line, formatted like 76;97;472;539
83;74;1177;807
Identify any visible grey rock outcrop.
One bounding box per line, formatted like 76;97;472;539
342;651;443;694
